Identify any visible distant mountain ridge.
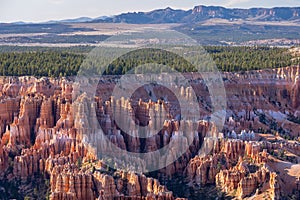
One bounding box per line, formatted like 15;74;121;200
45;16;108;24
8;5;300;25
92;5;300;24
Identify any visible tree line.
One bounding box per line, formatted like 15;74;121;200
204;46;299;72
0;46;298;77
0;51;84;77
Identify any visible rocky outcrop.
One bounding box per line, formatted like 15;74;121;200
50;165;95;200
292;75;300;109
0;97;20;135
0;139;9;174
0;67;299;199
216;162;274;199
0;77;181;199
186;138;272;199
186;139;246;186
221;66;300;136
269;172;281;200
49;164;175;200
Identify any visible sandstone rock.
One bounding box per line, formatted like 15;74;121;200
1;68;298;199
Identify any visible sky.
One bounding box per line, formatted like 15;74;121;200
1;0;300;23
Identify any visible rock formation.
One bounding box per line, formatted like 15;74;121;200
0;67;300;199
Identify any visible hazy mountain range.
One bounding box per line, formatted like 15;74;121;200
5;5;300;24
93;6;300;24
2;5;300;46
35;5;300;24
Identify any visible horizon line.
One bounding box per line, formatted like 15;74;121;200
2;4;300;24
